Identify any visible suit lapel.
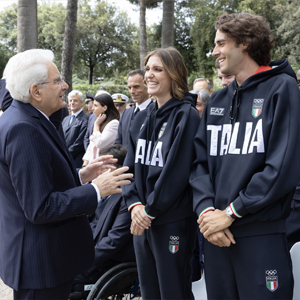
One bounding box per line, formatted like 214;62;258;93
20;102;77;172
93;194;120;240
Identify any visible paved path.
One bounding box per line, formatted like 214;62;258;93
0;279;12;300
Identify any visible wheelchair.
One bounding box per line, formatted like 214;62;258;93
69;261;141;300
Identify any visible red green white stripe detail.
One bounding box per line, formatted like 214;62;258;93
128;202;142;212
267;281;277;291
199;207;215;218
144;208;155;220
230;203;242;218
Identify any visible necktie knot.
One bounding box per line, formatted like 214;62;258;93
131;107;140;121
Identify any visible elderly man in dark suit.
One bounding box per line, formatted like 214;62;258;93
114;69;151;146
62;90;89;167
0;49;133;300
69;144;135;299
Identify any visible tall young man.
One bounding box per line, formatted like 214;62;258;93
191;13;300;299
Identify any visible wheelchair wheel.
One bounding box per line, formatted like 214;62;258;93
86;262;141;300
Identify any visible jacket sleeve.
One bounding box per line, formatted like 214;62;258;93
5;122;97;224
122;118;143;210
68;119;88;157
232;78;300;217
91;120;119;149
144;107;200;218
190;105;216;218
92;199;133;268
114;111;125;145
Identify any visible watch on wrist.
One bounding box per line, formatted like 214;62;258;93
225;206;237;220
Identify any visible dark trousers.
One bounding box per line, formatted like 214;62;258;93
134;216;197;300
204;233;293;300
14;279;73;300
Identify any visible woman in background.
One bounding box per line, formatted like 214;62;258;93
83;93;119;166
123;47;201;300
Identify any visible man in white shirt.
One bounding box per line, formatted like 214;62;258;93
115;69;152;146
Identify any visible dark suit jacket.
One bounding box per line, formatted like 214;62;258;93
114;106;135;146
0;78;13;112
0;100;98;290
62;110;89;168
84;113;97;150
83;193;135;276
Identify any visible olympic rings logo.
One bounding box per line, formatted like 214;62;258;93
170;236;179;241
266;270;277;276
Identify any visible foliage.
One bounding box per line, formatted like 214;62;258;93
274;0;300;65
0;3;18;69
74;0;139;83
127;0;162;9
73;83;130;98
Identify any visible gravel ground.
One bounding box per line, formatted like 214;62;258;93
0;279;12;300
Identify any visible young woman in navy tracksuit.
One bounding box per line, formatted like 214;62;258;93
123;47;200;300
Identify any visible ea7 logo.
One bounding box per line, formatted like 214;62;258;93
210;107;225;116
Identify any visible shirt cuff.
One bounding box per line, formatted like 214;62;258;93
91;182;101;202
78;169;84;185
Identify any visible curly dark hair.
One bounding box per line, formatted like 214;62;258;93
215;13;275;66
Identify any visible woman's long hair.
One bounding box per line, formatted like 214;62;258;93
144;47;189;100
94;93;120;132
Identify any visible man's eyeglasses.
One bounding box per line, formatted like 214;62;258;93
38;77;65;86
297;80;300;86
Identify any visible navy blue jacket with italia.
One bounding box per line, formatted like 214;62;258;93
190;59;300;237
0;100;97;290
123;93;200;224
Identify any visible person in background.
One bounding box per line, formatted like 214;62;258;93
112;93;128;115
69;144;135;300
85;93;94;114
215;59;235;88
191;12;300;299
0;48;133;300
193;77;213;96
83;93;119;166
62;90;89;168
84;90;110;151
123;47;200;300
114;69;151;146
189;89;210;117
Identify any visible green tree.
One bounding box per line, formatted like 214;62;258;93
38;2;66;67
74;0;138;84
274;0;300;65
0;4;18;54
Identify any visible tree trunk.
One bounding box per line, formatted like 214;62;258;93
17;0;38;52
88;65;94;85
161;0;174;48
61;0;78;100
139;0;147;69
